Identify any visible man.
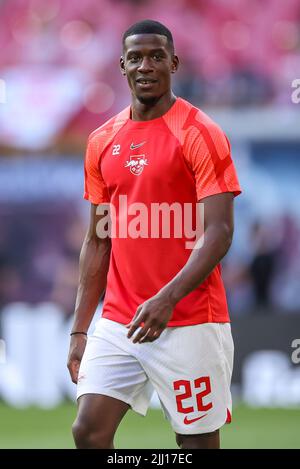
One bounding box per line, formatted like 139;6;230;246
67;19;241;449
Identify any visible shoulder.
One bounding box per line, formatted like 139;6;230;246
87;106;130;152
164;98;227;148
181;98;226;139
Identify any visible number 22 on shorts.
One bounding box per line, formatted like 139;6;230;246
173;376;213;415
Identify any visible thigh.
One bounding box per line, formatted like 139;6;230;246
139;323;233;435
76;393;130;435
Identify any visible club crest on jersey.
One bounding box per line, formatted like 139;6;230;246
124;155;148;176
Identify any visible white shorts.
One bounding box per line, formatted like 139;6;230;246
77;318;234;435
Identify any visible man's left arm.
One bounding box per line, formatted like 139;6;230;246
127;192;234;343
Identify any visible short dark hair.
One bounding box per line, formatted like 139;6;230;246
122;19;174;54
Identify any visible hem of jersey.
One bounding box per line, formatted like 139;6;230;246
101;313;230;327
76;388;147;416
170;411;231;435
83;192;110;204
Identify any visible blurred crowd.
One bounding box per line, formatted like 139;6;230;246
0;0;300;148
223;214;300;315
0;201;86;315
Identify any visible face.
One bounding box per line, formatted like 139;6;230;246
120;34;179;105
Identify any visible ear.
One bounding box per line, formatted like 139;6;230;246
120;56;126;76
171;55;179;74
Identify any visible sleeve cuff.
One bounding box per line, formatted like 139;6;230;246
83;192;110;204
197;187;242;202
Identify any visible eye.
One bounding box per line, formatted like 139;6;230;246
153;54;163;61
129;56;139;63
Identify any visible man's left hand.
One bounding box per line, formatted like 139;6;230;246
126;294;175;343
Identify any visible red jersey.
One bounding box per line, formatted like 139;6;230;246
84;97;241;326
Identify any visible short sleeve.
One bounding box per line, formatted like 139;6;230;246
83;136;110;204
184;121;242;201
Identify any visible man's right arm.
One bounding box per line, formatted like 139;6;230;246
67;203;111;383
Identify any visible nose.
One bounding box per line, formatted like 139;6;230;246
138;57;153;73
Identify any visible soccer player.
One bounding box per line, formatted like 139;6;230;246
67;19;241;449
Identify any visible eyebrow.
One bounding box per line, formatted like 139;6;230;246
126;48;167;56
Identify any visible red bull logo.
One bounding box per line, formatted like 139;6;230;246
125;155;148;176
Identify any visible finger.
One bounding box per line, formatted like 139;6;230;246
140;329;160;343
127;323;141;338
133;325;152;344
138;329;151;343
132;327;149;344
126;305;143;330
69;361;80;384
127;311;145;338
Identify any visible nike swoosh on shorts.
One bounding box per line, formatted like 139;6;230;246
183;414;207;425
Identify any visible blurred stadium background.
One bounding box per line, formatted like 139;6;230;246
0;0;300;449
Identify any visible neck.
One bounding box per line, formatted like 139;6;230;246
131;91;176;121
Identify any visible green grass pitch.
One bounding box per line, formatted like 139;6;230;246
0;402;299;449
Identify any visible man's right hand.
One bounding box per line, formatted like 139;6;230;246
67;335;87;384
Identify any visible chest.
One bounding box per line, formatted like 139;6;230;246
100;125;192;199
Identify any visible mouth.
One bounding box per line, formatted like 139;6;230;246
136;78;157;89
